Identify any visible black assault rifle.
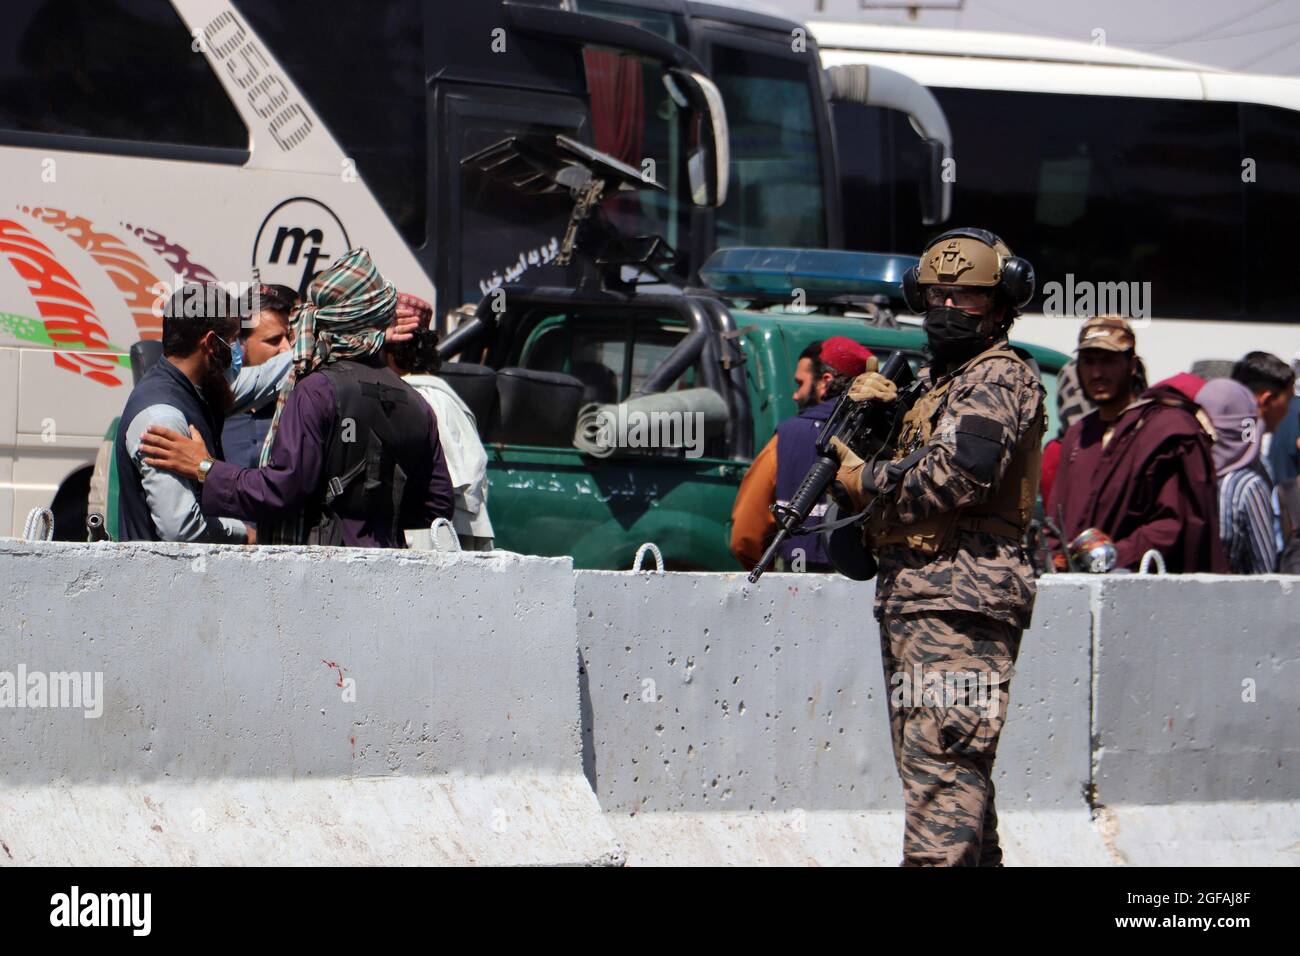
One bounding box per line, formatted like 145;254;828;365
748;351;917;583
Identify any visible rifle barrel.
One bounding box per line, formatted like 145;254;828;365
748;529;788;584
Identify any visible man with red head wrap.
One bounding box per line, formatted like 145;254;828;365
730;337;877;570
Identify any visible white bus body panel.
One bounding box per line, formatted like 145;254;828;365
0;0;435;536
810;22;1211;71
814;24;1300;383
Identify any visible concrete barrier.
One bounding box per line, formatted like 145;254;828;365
3;538;1295;866
574;571;1110;865
575;571;1298;865
0;540;622;866
1091;574;1300;865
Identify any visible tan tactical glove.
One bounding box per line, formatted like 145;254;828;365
847;371;898;404
829;437;874;511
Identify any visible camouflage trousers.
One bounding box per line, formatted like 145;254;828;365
878;610;1021;867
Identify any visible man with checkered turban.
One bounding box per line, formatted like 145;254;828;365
141;249;454;546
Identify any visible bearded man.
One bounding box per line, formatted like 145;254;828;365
115;284;291;542
139;250;453;548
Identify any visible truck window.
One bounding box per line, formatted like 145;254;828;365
629;327;701;395
520;314;700;404
233;0;425;247
0;0;245;152
710;44;827;249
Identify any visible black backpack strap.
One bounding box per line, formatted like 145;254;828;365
323;456;369;508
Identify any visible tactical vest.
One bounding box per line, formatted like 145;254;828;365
774;399;836;568
870;347;1046;554
304;359;433;547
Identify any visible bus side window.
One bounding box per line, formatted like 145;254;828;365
233;0;424;245
1243;104;1300;321
925;88;1242;321
833;102;926;254
0;0;244;150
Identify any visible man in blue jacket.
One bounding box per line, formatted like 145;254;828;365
729;336;876;570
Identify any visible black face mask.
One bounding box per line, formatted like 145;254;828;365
924;306;993;364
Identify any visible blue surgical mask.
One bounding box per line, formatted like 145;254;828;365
219;334;243;385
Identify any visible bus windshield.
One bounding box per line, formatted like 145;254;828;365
710;44;827;249
576;1;828;261
583;48;690;276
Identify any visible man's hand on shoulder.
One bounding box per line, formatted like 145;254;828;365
140;424;212;482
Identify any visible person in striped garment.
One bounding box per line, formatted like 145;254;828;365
1195;378;1278;574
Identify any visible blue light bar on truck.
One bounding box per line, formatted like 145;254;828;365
699;247;911;300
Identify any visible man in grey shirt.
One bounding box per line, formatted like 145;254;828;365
115;282;423;543
115;284;290;543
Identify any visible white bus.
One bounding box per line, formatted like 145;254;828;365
813;21;1300;382
2;0;816;539
0;0;447;539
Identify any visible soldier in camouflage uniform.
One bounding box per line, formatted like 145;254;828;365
829;228;1046;866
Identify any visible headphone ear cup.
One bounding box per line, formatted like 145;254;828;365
1000;257;1036;310
902;265;925;313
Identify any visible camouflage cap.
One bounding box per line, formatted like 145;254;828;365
1076;315;1136;353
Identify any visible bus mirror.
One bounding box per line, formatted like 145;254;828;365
665;69;730;208
920;138;946;226
826;64;952;224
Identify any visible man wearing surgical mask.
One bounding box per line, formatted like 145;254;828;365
223;284;298;471
114;284;292;543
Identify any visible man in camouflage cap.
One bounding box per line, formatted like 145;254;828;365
829;228;1047;866
1045;315;1224;573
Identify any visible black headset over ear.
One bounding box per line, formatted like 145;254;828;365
902;227;1036;314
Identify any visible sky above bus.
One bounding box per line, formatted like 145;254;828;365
736;0;1300;78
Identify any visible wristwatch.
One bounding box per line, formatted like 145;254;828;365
197;458;215;483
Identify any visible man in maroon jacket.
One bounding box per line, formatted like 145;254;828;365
1045;316;1226;573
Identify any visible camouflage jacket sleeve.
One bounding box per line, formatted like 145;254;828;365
868;357;1043;525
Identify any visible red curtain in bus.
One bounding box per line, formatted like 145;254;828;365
584;49;644;165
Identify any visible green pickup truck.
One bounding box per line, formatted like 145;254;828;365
444;248;1069;570
94;249;1068;568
